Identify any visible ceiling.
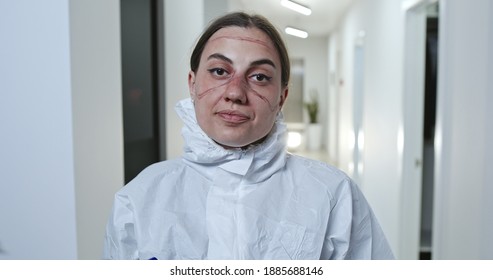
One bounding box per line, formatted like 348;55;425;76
227;0;355;37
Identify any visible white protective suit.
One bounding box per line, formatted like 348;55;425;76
103;98;394;260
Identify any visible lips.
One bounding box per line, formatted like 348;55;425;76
216;110;250;123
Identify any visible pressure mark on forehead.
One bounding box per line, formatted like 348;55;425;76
209;35;272;48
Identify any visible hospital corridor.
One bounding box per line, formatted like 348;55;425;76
1;0;492;260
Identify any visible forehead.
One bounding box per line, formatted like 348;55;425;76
209;26;272;44
204;26;277;56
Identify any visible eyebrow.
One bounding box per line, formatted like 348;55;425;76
250;59;276;69
207;53;276;69
207;53;232;64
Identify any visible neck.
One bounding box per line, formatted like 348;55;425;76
215;135;269;151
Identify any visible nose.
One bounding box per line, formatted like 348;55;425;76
223;76;248;104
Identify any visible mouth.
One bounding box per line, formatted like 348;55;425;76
216;110;251;124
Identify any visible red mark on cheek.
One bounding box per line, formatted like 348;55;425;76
196;79;230;100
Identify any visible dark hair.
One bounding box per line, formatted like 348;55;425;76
190;12;290;88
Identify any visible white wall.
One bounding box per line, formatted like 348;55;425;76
0;0;123;259
433;0;493;259
329;0;405;257
69;0;124;259
359;0;404;258
485;0;493;259
204;0;229;25
165;0;205;160
0;0;77;259
327;34;341;165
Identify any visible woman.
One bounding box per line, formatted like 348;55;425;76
103;12;394;260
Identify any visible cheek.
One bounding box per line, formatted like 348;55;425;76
253;96;280;122
251;87;282;112
194;75;229;100
194;96;215;117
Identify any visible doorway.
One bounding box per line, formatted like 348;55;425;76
419;4;438;260
401;0;439;260
120;0;164;183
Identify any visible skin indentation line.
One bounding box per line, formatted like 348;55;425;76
209;35;272;48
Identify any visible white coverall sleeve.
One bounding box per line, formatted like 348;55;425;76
102;193;139;259
321;179;394;259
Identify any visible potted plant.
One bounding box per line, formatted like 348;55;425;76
304;89;322;150
305;91;319;124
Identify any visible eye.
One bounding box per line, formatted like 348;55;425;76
207;68;228;77
251;73;272;83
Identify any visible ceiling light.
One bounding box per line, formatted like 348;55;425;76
280;0;312;16
285;27;308;38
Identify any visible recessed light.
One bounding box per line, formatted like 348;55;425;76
280;0;312;16
285;27;308;38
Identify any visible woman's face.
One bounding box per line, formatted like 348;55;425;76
188;26;288;148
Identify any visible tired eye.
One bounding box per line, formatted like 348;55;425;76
208;68;228;77
251;73;272;83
